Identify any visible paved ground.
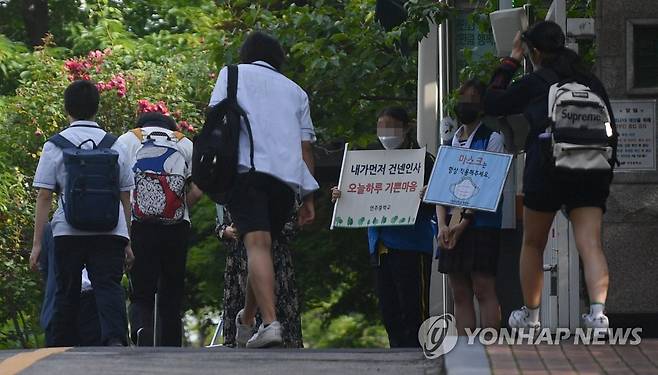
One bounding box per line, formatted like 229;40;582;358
1;347;441;375
444;338;658;374
3;339;657;374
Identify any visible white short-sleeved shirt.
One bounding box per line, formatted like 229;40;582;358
208;61;319;197
117;126;194;222
452;123;505;153
33;121;134;239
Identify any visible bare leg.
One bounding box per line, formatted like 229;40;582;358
471;272;500;329
242;278;258;326
448;273;475;335
243;231;277;325
569;207;609;304
520;207;556;308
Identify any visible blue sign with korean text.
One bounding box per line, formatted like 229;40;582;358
423;146;513;212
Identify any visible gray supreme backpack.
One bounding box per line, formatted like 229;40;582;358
545;78;615;171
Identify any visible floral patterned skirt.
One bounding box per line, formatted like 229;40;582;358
221;239;303;348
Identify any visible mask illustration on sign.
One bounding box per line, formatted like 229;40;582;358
379;136;405;150
450;177;480;200
455;103;481;125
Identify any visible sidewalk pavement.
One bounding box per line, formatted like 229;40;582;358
444;336;658;374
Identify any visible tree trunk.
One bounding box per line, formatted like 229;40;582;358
21;0;49;47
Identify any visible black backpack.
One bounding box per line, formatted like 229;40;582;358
192;65;255;204
48;132;121;231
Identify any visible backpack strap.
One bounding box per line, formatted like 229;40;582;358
227;65;238;103
48;134;77;150
131;128;144;142
227;65;256;171
97;133;118;149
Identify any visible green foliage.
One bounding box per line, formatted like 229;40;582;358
0;152;41;348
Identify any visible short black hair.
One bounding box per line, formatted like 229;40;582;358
458;79;486;100
137;112;178;131
377;106;410;125
64;80;100;120
239;31;285;70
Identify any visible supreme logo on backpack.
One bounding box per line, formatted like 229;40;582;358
48;133;121;231
546;80;616;171
131;128;188;224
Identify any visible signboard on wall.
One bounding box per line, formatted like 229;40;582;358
610;100;657;171
454;12;496;73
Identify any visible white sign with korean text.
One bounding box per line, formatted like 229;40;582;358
610;100;656;171
331;145;426;229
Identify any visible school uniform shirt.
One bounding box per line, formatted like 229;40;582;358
33;121;134;239
451;123;505;152
367;150;436;256
117;127;194;222
208;61;319;197
451;122;505;229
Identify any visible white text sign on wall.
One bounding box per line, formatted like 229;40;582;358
611;100;656;171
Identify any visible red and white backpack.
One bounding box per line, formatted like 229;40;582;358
130;128;188;224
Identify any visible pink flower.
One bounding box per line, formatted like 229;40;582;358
137;99;169;114
34;129;43;137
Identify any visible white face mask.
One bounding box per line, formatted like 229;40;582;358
378;135;404;150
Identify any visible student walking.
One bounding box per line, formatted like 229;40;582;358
30;80;135;347
331;107;434;348
118;112;202;346
39;223;102;346
435;79;505;334
208;31;318;348
217;207;303;348
483;21;618;331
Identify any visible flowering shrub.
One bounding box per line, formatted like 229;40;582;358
0;42;211;173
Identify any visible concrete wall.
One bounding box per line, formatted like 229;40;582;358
596;0;658;315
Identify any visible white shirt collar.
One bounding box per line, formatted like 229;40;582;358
251;60;277;70
69;120;100;128
452;122;483;148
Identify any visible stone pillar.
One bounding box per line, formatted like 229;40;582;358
596;0;658;334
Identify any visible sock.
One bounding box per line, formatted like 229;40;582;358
526;306;540;323
590;303;605;317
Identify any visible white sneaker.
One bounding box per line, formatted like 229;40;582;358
582;313;609;330
235;309;255;348
508;306;541;330
246;321;283;349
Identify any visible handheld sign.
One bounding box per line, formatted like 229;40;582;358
423;146;512;212
331;144;426;229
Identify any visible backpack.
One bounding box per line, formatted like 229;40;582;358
130;128;188;224
192;65;255;204
541;71;616;171
48;132;120;231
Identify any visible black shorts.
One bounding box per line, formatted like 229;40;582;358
227;172;296;238
523;170;612;213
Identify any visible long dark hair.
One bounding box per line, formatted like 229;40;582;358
523;21;592;80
